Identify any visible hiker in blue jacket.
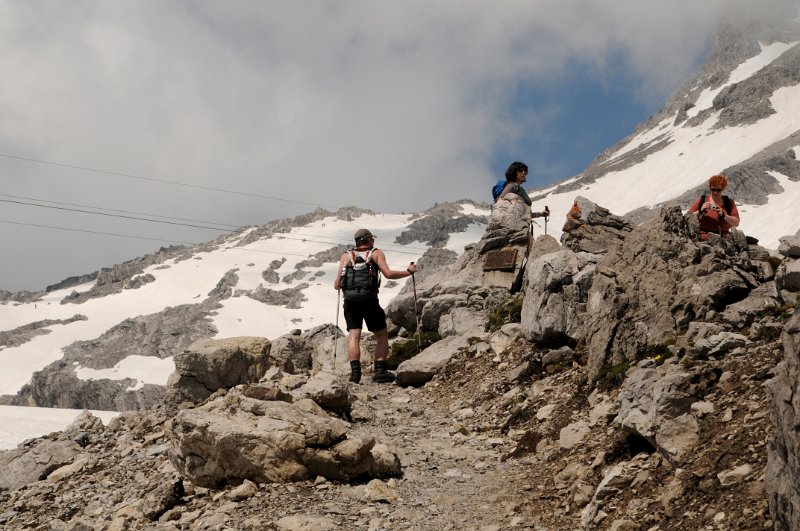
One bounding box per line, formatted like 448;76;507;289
334;228;417;384
497;161;549;219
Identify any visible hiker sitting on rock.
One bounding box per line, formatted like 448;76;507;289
688;174;740;240
334;229;417;384
497;161;549;219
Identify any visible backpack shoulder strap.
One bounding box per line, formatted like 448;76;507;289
700;193;706;204
723;195;732;213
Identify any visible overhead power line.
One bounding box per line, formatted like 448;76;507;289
0;220;308;258
0;152;341;209
0;198;233;232
1;192;432;254
0;219;196;246
0;193;241;228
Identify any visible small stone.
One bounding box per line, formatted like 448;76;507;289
717;464;753;486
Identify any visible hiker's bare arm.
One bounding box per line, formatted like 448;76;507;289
333;254;348;290
372;250;417;280
722;204;740;228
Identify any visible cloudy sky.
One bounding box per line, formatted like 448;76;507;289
0;0;735;292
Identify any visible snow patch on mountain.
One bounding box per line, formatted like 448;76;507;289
0;203;489;397
530;83;800;248
0;405;118;450
75;355;175;391
688;40;799;118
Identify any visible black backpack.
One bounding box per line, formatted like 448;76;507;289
700;194;732;214
341;249;381;301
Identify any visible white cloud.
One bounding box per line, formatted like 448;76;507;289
0;0;747;290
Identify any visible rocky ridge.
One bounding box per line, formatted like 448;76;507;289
1;194;798;529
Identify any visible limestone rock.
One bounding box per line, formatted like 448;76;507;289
291;370;354;417
778;229;800;258
165;336;271;413
616;359;715;463
521;249;597;345
0;439;81;491
395;334;472;387
766;309;800;529
165;388;401;487
560;196;633;254
583;205;768;378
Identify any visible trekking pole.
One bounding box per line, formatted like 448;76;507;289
333;287;341;371
410;262;422;353
544;205;549;235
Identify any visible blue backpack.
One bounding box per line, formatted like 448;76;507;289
491;179;507;202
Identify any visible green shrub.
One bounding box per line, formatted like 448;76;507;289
594;361;631;391
485;296;523;332
765;303;797;322
640;341;674;365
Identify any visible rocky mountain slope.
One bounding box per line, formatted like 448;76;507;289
0;202;488;411
1;194;798;530
528;0;800;249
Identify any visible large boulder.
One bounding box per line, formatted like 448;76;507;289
0;439;81;492
395;334;472;387
777;258;800;292
615;358;717;464
386;193;530;335
521;245;598;346
291;371;354;418
778;229;800;258
165;388;400;487
164;337;271;413
766;310;800;529
561;196;632;254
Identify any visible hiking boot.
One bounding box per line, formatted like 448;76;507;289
372;370;395;383
349;360;361;384
372;360;395;384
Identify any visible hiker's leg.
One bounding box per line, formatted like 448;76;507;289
373;328;389;361
347;328;363;383
371;328;395;383
348;328;362;361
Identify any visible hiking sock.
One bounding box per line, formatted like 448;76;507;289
372;360;395;383
349;360;361;383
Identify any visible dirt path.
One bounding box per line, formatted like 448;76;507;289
340;380;542;530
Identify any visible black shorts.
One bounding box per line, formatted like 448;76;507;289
343;297;387;332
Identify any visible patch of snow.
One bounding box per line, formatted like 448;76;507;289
688;41;799;118
0;405;119;450
530;84;800;248
75;355;175;387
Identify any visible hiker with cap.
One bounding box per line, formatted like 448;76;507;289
688;174;740;240
334;228;417;383
496;161;549;219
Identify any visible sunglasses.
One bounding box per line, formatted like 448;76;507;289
710;188;723;192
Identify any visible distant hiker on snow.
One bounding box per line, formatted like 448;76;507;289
334;228;418;384
493;161;549;219
688;174;740;240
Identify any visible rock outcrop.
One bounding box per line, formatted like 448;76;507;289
164;336;271;413
166;387;400;487
767;310;800;529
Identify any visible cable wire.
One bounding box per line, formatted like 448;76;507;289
0;152;341;209
0;198;233;232
0;193;241;228
2;193;432;253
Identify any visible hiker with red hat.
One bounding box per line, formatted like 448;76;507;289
334;229;417;384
